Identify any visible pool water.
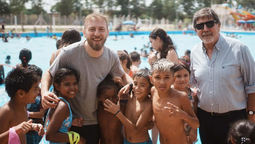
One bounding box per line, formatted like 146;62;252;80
0;33;254;144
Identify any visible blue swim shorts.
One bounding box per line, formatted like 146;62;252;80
124;138;152;144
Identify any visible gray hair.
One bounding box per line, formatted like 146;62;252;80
192;7;221;30
151;58;174;74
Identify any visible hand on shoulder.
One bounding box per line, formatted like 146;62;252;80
41;91;59;109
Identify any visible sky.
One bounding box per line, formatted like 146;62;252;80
25;0;153;13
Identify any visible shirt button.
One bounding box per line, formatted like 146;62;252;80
210;80;212;82
210;92;213;93
211;103;213;106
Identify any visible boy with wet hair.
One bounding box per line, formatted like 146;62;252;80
149;58;199;144
26;65;46;144
0;68;44;144
97;74;125;144
130;51;141;77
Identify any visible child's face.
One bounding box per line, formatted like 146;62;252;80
173;69;190;89
120;59;127;69
98;87;118;104
149;37;163;51
56;75;78;99
133;76;151;99
25;81;40;103
150;70;173;93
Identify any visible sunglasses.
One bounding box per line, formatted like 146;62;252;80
195;20;216;30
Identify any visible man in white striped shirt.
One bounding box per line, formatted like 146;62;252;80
190;7;255;144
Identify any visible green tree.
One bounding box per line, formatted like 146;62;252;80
130;0;146;17
214;0;225;4
53;0;74;16
181;0;195;18
107;0;115;10
161;0;176;20
91;0;105;10
0;0;10;15
30;0;45;15
73;0;83;15
116;0;129;15
9;0;29;15
150;0;163;19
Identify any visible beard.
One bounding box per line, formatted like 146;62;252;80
87;36;107;51
201;32;214;44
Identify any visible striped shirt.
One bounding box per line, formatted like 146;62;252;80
190;34;255;113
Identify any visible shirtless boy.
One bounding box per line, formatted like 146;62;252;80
97;74;125;144
104;69;153;144
149;58;199;144
0;68;44;144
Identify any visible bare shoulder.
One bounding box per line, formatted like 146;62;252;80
151;86;156;93
56;99;69;110
171;89;187;99
51;99;69;116
50;99;69;119
168;48;177;54
0;103;14;126
150;86;156;99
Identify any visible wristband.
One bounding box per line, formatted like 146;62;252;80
67;131;80;144
115;109;121;116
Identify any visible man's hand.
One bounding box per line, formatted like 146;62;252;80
113;77;123;87
118;83;131;99
41;91;59;109
144;121;154;130
187;128;197;143
72;118;85;127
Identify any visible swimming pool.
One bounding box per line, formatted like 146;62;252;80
0;33;255;144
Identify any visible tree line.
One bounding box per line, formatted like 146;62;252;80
0;0;254;21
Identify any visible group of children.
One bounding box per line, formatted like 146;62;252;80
0;48;255;144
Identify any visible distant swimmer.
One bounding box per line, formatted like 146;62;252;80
113;34;117;41
26;35;31;41
0;65;4;84
129;33;134;38
2;36;8;42
5;55;11;64
1;21;5;33
52;34;57;40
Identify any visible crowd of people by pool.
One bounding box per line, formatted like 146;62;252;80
0;7;255;144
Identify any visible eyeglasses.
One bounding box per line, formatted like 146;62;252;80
195;20;216;30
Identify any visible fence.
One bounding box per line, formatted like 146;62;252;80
0;13;191;32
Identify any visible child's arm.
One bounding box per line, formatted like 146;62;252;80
45;101;71;142
192;88;198;114
31;123;44;136
187;128;197;143
0;109;14;143
164;95;199;129
29;105;46;119
104;99;153;134
0;117;33;144
179;95;199;129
